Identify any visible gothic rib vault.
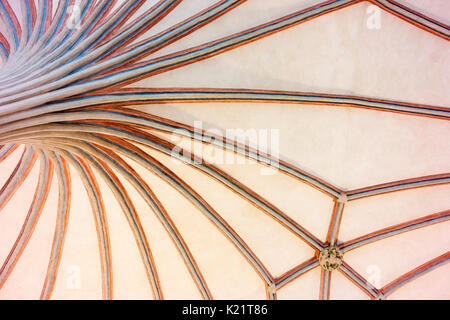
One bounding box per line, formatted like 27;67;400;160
0;0;449;299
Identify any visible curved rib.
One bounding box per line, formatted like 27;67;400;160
67;139;213;299
23;0;44;48
326;199;345;246
34;134;275;287
40;152;71;300
338;262;380;299
94;88;450;119
266;282;277;300
0;149;53;289
0;105;343;198
370;0;450;40
0;32;10;59
92;0;247;67
0;0;361;116
319;269;331;300
1;122;325;250
2;87;448;136
61;150;113;300
61;146;163;300
380;251;450;297
0;0;125;95
0;143;18;162
0;0;448;300
275;257;319;289
346;173;450;201
0;0;244;110
0;0;140;92
0;0;66;79
0;0;21;51
339;210;450;252
0;146;37;212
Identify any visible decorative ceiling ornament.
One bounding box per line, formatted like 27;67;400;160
319;247;343;271
0;0;448;300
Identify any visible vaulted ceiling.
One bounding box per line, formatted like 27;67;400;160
0;0;449;300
